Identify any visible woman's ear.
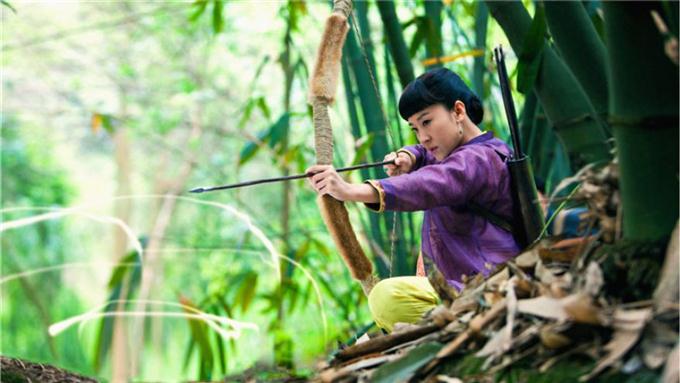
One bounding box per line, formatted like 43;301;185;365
453;100;467;121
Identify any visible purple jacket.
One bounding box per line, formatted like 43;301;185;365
365;132;520;290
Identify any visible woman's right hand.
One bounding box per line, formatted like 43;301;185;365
383;151;413;176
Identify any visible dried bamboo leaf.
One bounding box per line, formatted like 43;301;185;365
515;247;539;270
540;323;572;349
517;295;569;321
612;308;652;331
562;293;607;326
580;308;652;381
580;329;641;381
641;321;678;369
583;261;604;297
661;343;679;383
435;376;463;383
653;220;679;308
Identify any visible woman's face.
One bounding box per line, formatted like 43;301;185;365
407;103;463;161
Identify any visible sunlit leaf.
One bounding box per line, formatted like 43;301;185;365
91;113;102;133
517;4;546;94
92;113;116;135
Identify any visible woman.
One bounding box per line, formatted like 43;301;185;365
306;68;520;331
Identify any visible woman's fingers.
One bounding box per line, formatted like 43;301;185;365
310;168;334;185
383;151;398;174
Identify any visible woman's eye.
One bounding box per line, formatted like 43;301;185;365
423;120;431;127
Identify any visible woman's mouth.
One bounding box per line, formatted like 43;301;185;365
429;146;438;154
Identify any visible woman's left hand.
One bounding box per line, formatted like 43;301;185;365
305;165;354;201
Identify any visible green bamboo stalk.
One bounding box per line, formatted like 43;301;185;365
604;2;679;240
485;0;611;169
341;49;389;278
384;42;417;274
543;1;609;123
423;0;444;69
376;0;415;88
519;90;538;157
347;14;413;276
346;16;390;173
472;2;489;99
355;0;377;78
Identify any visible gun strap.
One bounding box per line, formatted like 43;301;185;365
468;202;515;234
466;147;516;236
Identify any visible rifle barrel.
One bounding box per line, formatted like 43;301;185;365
493;46;524;159
189;159;396;193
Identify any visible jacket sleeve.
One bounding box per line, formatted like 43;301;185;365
365;146;501;212
400;144;435;171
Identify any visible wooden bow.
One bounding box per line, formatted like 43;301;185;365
308;0;378;295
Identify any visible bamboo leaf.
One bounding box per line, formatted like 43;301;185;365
1;0;16;13
288;0;307;32
267;113;290;150
371;342;444;383
213;307;228;374
182;338;195;372
238;130;269;165
517;4;546;94
179;296;214;381
212;0;224;34
189;0;208;22
236;272;258;313
256;96;271;121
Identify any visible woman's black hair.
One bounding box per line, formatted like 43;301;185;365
398;67;484;124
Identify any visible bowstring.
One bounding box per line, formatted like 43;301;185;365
349;11;399;277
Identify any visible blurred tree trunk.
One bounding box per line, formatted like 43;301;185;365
376;0;414;88
274;9;294;369
604;1;679;240
485;0;611;170
129;106;203;376
111;89;132;383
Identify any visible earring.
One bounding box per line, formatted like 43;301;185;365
458;122;463;135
